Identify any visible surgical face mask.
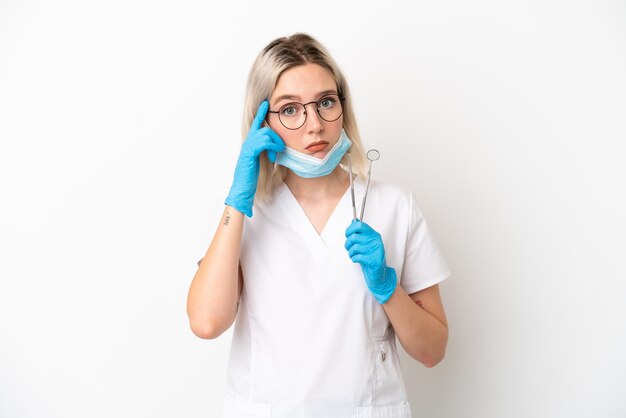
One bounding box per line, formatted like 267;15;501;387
274;128;352;178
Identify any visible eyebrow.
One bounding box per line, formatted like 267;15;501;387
272;89;338;105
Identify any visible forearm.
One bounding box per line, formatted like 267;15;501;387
382;282;448;367
186;205;244;339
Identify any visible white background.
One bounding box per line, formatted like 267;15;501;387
1;1;625;417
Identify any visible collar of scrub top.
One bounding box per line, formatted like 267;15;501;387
269;151;370;222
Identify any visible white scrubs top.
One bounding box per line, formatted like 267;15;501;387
208;175;451;418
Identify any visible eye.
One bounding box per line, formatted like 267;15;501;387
280;103;299;116
318;96;337;109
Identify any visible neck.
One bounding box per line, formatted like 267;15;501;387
284;166;351;201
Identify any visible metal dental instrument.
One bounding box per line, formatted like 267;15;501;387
348;151;357;221
359;149;380;222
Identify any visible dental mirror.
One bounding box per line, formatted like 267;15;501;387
366;149;380;162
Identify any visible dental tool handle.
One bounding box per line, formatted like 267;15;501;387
360;164;372;221
350;188;357;221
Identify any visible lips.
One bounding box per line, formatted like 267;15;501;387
306;141;329;150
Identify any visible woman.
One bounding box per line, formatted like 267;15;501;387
187;33;452;418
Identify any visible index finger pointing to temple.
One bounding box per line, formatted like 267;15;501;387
251;100;269;131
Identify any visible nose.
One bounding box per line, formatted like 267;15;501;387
303;102;324;131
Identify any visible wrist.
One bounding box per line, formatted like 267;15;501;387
373;267;397;305
224;196;253;218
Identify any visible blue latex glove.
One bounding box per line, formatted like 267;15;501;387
345;220;398;304
225;100;285;217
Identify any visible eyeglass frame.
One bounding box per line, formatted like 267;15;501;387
266;93;346;130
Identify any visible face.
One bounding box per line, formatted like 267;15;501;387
266;63;343;159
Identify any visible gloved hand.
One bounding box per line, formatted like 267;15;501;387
225;100;285;217
345;220;398;304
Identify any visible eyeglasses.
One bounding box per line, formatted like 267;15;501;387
267;94;346;130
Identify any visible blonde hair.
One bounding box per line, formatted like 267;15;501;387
241;32;368;203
